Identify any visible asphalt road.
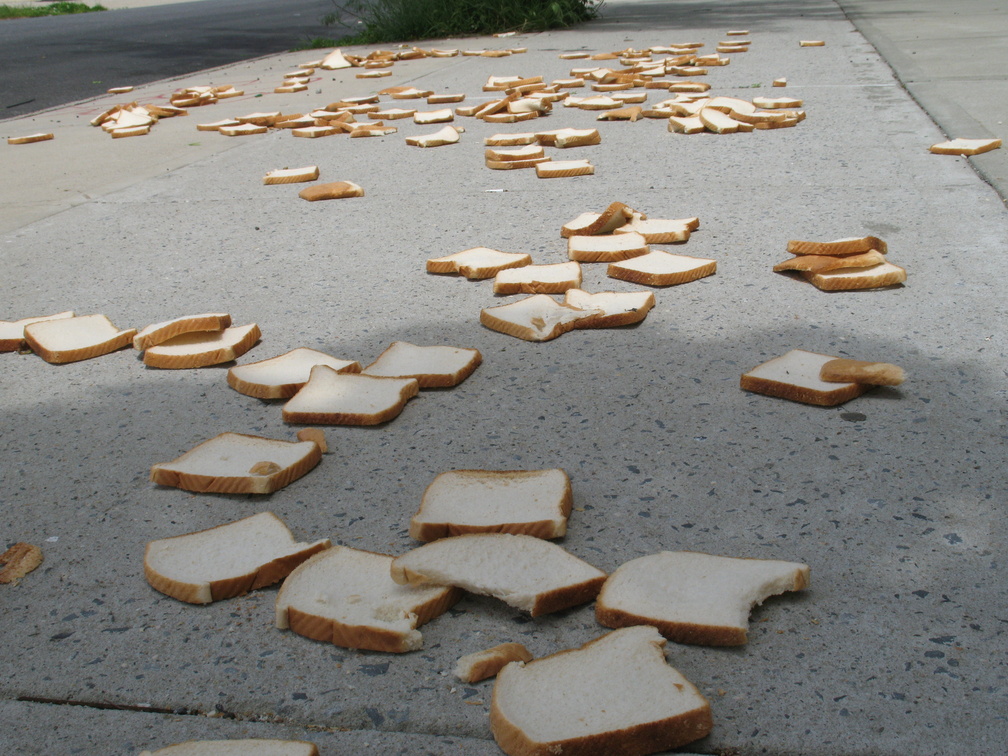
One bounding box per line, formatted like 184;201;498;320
0;0;341;119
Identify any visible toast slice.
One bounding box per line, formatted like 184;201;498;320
481;294;596;341
139;740;318;756
490;626;712;756
282;366;419;425
567;233;649;263
150;432;323;494
562;289;655;328
456;642;532;683
144;512;331;604
802;261;906;291
133;313;232;351
607;251;716;286
390;533;607;616
275;545;461;653
227;348;362;399
0;311;74;352
740;349;868;406
142;323;260;368
427;247;532;279
362;341;482;388
23;314;136;364
493;261;582;295
595;550;811;645
410;468;573;542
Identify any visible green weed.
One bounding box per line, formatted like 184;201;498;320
0;2;106;19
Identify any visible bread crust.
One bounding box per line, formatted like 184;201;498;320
133;313;233;351
456;643;533;683
142;324;260;369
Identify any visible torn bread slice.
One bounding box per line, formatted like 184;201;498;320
227;348;362;399
275;545;461;653
490;626;712;756
23;314;136;364
456;643;533;683
819;358;905;386
150;432;322;494
786;236;887;256
493;261;582;295
139;740;318;756
263;166;320;185
481;295;597;341
410;468;573;542
0;311;74;352
803;261;906;291
568;232;649;263
282;366;419;425
362;341;482;388
560;202;636;237
563;289;656;328
595;550;810;646
607;251;716;286
427;247;532;279
391;533;606;616
142;323;260;368
144;512;331;604
133;313;232;351
929;137;1001;156
740;349;868;406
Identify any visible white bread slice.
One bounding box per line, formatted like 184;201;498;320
390;533;607;616
319;48;352;69
142;323;260;368
596;551;810;645
819;358;905;386
929;137;1002;156
786;236;887;256
406;125;461;147
455;642;532;683
139;740;318;756
427;247;532;279
614;217;695;243
282;366;419;425
369;108;416;120
493;261;582;295
227;348;362;399
560;201;636;237
133;313;232;351
699;107;752;133
607;251;716;286
668;115;706;134
740;349;868;406
752;96;803;109
803;261;906;291
773;249;886;274
485;132;538;146
7;133;54;145
481;294;596;341
485;144;546;162
219;123;268;136
0;311;74;352
196;119;241;131
567;232;649;262
144;512;331;604
414;108;454;124
536;159;594;178
150;432;322;494
23;314;136;364
275;545;461;652
563;289;656;328
538;128;601;148
410;468;573;541
262;166;320;185
362;341;482;388
490;626;712;755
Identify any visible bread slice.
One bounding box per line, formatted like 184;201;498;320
0;311;74;352
786;236;887;256
298;181;365;201
493;261;582;295
668;115;706;134
567;233;649;263
410;468;573;541
144;512;331;604
803;261;906;291
414;108;454;124
405;125;461;147
485;132;538;146
426;247;532;279
263;166;320;185
613;217;694;243
929;137;1001;156
139;739;318;756
23;314;136;364
275;545;461;652
539;127;601;148
485;144;546;162
362;341;482;387
282;366;419;425
142;323;260;368
773;249;886;274
481;295;596;341
0;542;43;584
456;642;532;683
560;202;636;237
150;432;323;494
490;626;712;756
819;358;905;386
607;251;716;286
7;133;54;145
390;533;606;616
227;347;362;399
740;349;868;406
596;551;810;645
133;313;232;351
563;289;656;328
536;160;594;178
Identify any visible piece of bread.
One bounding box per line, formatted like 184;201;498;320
929;137;1002;156
150;432;323;494
607;251;716;286
803;261;906;291
493;261;582;295
480;295;597;342
773;249;886;274
0;542;43;584
298;181;365;201
405;125;461;147
219;123;268;136
567;233;649;263
23;314;136;364
196;119;241;131
133;313;232;351
595;550;810;645
786;236;887;256
752;96;803;109
139;739;318;756
227;347;361;399
563;289;656;328
410;469;573;541
485;132;537;146
282;366;419;425
0;311;74;352
741;349;868;406
668;114;707;134
699;107;753;133
390;533;607;616
7;133;54;145
799;40;826;46
486;156;551;170
426;247;532;279
144;512;331;604
560;202;636;237
819;358;905;386
614;217;695;243
536;160;594;178
485;144;546;162
539;127;601;148
414;108;454;124
490;626;712;756
142;323;259;369
276;545;461;652
455;642;532;683
263;166;320;185
362;341;482;388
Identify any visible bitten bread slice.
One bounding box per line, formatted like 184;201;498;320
427;247;532;279
456;642;533;683
410;468;573;541
740;349;867;406
142;323;260;368
227;348;362;399
0;311;74;352
139;740;318;756
803;261;906;291
563;289;655;328
481;294;597;341
390;533;607;616
282;366;419;425
595;550;810;646
568;232;648;262
150;432;322;494
275;545;461;652
493;261;582;294
133;313;232;351
607;251;716;286
490;626;712;756
23;314;136;363
144;512;331;604
362;341;482;387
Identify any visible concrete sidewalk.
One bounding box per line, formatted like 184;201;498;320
1;0;1006;754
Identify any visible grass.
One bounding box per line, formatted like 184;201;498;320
0;1;106;18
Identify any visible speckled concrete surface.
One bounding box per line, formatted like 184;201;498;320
1;0;1006;754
